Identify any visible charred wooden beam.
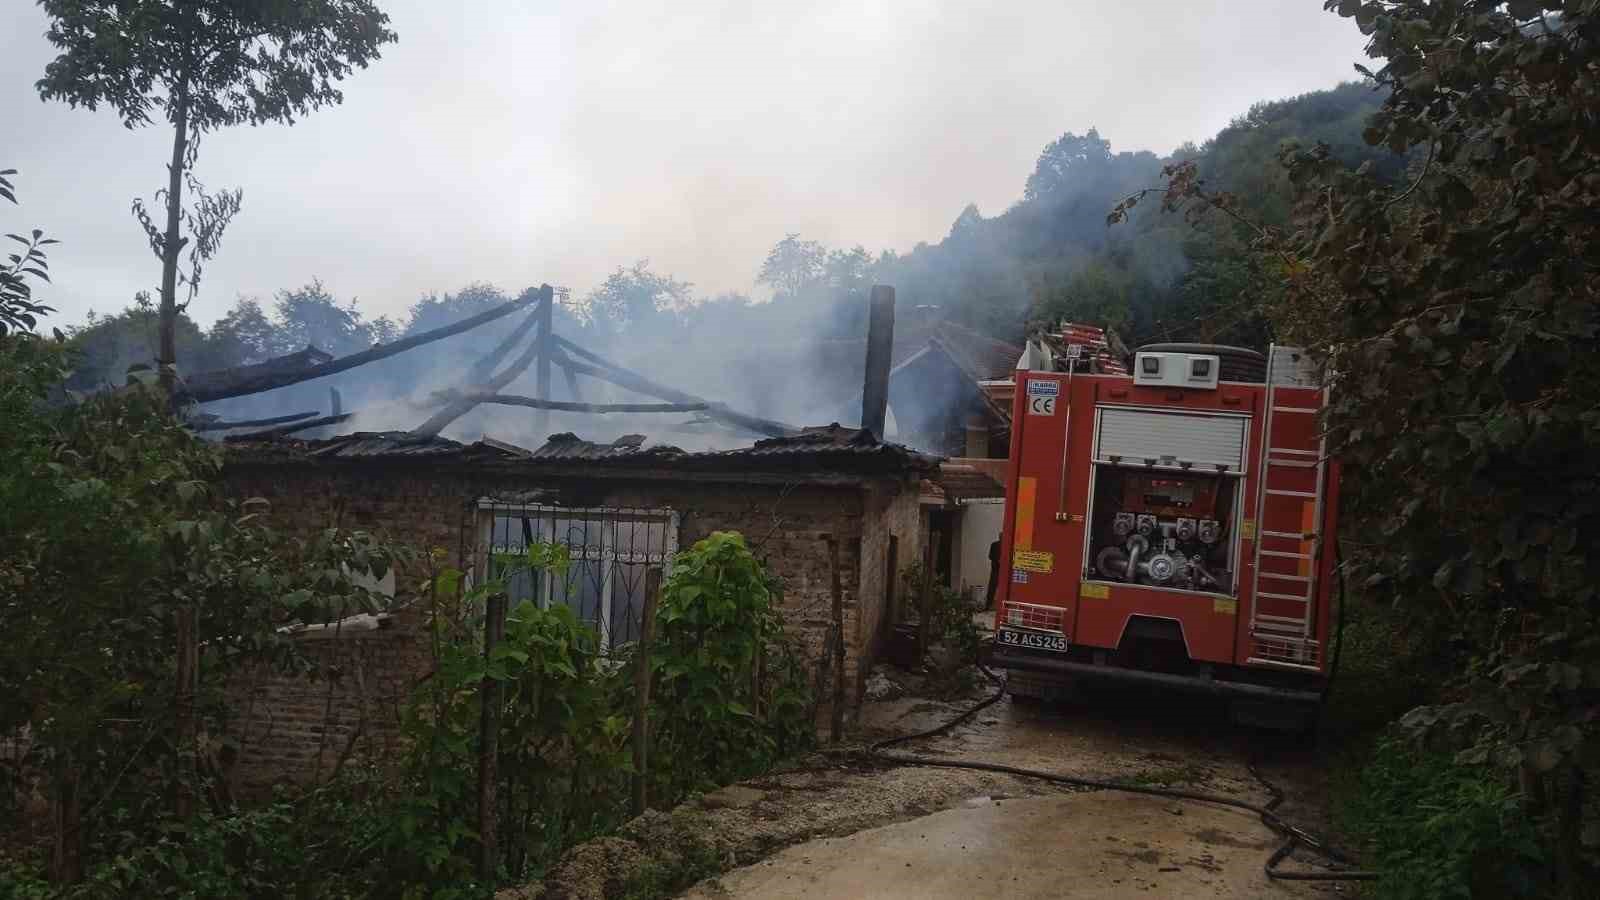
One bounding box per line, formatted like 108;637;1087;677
555;354;700;405
190;410;320;432
223;412;355;441
468;294;542;384
552;336;799;437
534;287;555;435
411;323;549;437
460;393;708;414
703;403;801;440
183;291;537;402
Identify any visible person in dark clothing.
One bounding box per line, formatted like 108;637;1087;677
985;538;1001;609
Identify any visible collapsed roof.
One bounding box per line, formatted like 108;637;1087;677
225;423;941;480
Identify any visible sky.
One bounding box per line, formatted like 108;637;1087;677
2;0;1371;331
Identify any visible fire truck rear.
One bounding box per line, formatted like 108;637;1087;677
989;326;1340;727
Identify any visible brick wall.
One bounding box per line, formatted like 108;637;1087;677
856;483;923;691
226;605;433;794
219;460;925;788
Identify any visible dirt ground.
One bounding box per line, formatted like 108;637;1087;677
673;617;1356;899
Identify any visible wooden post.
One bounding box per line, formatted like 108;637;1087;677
49;754;81;884
918;538;935;664
630;567;663;817
477;587;508;881
533;284;555;439
860;285;896;439
174;605;197;820
824;534;846;743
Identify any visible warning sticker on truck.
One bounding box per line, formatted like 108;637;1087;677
1012;549;1054;573
1080;582;1110;599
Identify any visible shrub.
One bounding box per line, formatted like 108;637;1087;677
1337;736;1548;900
645;531;813;804
388;531;813;890
900;563;982;667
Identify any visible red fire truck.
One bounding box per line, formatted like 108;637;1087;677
989;326;1340;726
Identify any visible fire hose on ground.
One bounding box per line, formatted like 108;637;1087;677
865;559;1377;884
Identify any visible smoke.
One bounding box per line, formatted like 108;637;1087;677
200;283;862;453
195;122;1261;453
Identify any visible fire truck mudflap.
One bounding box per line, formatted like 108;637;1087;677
990;332;1338;718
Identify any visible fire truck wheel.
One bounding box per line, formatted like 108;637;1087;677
1005;670;1077;705
1227;698;1318;735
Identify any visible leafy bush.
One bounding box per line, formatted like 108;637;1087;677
2;766;408;900
899;563;982;667
397;557;631;887
1337;737;1549;900
389;531;813;890
647;531;813;803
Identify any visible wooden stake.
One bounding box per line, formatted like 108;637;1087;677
174;605;197;820
825;534;846;743
918;538;935;664
477;587;508;881
631;567;663;817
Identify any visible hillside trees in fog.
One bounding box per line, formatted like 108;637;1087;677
61;82;1395;404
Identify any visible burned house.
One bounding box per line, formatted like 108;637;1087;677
164;283;1029;788
221;425;934;789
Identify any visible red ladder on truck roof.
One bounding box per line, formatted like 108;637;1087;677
1247;346;1328;670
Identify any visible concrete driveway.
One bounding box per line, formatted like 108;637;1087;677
681;669;1353;899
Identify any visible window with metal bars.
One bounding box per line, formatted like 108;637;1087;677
476;501;679;652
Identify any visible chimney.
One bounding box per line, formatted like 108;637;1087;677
860;285;895;439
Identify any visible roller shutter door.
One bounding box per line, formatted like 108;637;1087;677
1094;408;1249;473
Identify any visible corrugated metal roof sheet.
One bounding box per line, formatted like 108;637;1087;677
933;463;1005;501
226;423;940;476
525;432;686;462
306;431;474;459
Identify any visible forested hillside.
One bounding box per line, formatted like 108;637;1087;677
63;81;1395;400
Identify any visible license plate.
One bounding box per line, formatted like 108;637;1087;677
997;628;1068;653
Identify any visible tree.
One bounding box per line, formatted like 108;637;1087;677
757;233;827;300
65;292;231;391
579;260;693;334
271;279;387;357
1022;129;1116;202
1122;3;1600;891
1;168;404;885
207;295;276;365
1;168;58;337
404;282;512;336
36;0;398;395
